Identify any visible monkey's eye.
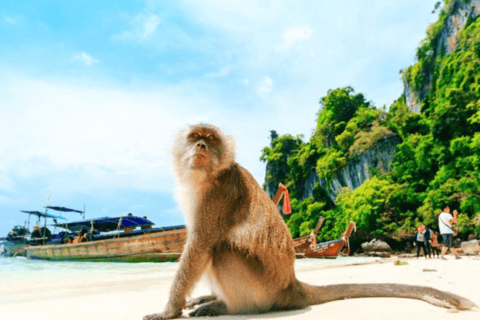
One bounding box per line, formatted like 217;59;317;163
208;135;214;140
193;133;199;138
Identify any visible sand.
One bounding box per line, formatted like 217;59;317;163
1;255;479;320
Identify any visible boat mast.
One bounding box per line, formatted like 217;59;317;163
43;195;52;244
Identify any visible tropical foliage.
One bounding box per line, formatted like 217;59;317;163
261;0;480;242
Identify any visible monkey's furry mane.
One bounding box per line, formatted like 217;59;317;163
171;123;236;182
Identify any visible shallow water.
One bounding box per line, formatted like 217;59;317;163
0;255;378;286
0;256;178;285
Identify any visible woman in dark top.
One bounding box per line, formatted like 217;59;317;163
414;225;429;258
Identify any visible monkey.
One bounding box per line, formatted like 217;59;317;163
144;123;477;320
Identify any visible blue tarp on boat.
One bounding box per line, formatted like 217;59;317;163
21;211;67;220
46;206;84;213
52;215;156;232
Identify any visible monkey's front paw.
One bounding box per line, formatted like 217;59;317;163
143;310;182;320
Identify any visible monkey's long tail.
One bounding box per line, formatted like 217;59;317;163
301;282;478;310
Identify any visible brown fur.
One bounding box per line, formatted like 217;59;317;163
144;124;477;320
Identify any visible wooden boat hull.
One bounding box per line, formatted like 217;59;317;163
299;239;347;259
25;228;187;262
293;237;310;254
295;221;356;259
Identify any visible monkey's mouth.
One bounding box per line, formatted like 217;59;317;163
192;153;207;166
193;153;206;159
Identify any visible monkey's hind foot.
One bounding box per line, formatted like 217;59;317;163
143;313;169;320
189;301;228;317
143;309;182;320
186;295;217;309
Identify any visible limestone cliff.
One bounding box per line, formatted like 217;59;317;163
303;135;400;203
405;0;480;113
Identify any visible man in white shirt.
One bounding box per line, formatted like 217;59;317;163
438;205;460;259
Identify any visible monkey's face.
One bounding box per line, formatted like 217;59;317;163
186;129;221;170
172;124;236;181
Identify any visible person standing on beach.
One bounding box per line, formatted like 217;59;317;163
414;225;429;258
422;224;432;258
438;205;461;259
429;230;440;258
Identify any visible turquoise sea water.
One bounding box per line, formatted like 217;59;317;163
0;256;378;286
0;256;179;286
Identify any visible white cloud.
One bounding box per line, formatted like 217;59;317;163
205;66;231;79
0;175;16;193
239;78;249;86
3;16;17;24
0;72;320;203
178;0;440;108
112;14;161;42
255;76;274;95
276;26;313;52
73;52;99;66
0;76;178;193
142;15;161;38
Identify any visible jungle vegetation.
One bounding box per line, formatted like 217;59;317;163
261;0;480;242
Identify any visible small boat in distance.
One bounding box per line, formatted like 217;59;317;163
294;221;356;259
292;216;324;253
1;225;28;257
272;183;356;259
1;210;66;257
19;206;187;262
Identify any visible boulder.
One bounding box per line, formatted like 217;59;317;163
361;239;392;253
461;240;480;255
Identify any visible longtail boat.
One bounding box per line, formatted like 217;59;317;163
272;183;356;259
23;224;187;262
19;206;187;262
292;216;324;253
295;221;356;259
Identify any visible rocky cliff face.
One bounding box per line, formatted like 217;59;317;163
302;135;400;203
405;0;480;113
404;80;422;114
438;0;480;55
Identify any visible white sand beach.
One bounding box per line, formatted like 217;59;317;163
1;256;478;320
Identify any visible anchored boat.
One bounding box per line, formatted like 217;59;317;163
19;206;187;262
272;183;356;259
1;210;66;257
1;225;28;257
24;222;187;262
294;221;356;259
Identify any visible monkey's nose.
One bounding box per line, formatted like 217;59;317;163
196;141;207;150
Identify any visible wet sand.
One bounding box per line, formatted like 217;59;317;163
2;255;479;320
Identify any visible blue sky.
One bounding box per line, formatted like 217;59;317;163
0;0;441;235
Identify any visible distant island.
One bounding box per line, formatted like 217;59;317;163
261;0;480;248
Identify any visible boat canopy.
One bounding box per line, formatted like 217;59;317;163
21;211;67;220
53;215;154;233
46;206;84;213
